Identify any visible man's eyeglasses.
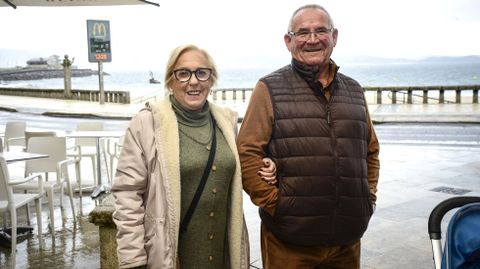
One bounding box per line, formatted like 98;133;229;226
173;68;212;82
288;27;334;42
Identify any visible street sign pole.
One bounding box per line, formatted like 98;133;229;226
87;19;111;105
98;61;105;104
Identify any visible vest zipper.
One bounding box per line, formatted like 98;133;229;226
326;105;331;125
321;81;332;125
327;95;339;244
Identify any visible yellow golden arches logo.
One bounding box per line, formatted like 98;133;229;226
92;22;107;38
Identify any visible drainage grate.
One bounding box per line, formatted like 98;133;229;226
430;186;472;195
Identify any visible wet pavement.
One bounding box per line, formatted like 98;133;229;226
2;140;479;269
0;160;102;269
245;143;480;269
0;95;479;123
0;96;479;268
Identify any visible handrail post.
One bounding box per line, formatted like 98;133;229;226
407;90;413;104
242;89;246;101
439;88;445;104
391;90;397;104
222;90;226;101
456;88;461;103
212;90;217;101
423;90;428;104
376;89;382;104
473;89;478;103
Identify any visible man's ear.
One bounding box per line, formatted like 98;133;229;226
284;34;293;51
332;28;338;47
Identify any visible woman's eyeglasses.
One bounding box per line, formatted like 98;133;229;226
173;68;212;82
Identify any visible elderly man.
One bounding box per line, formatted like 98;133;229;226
237;4;380;269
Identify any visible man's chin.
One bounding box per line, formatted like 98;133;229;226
303;58;325;66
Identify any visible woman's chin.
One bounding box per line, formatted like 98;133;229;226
185;100;206;111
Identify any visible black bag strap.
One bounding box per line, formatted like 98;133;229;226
179;118;217;237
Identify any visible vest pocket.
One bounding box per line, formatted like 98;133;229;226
360;178;373;215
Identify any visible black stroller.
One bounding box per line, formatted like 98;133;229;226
428;196;480;269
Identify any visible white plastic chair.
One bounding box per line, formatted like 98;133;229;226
4;121;26;151
13;136;79;231
67;122;104;189
105;135;124;184
0;156;43;269
25;131;56;146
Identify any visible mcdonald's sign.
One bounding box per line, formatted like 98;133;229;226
87;20;112;62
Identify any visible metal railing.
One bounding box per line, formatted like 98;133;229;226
0;87;130;104
364;85;479;104
211;85;480;105
1;85;478;105
211;88;251;102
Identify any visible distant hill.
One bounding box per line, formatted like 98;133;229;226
418;55;480;64
335;56;411;64
336;55;480;65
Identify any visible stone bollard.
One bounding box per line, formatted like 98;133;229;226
88;194;118;269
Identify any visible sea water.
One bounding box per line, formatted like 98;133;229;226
2;62;479;100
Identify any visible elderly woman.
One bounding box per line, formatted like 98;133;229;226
111;44;276;269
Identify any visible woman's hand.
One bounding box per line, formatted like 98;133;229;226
257;158;277;185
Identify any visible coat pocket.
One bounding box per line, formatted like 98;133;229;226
144;215;171;265
144;215;165;244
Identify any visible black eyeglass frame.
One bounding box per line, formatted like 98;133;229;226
173;68;213;82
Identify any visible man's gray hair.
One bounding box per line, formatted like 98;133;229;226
287;4;335;32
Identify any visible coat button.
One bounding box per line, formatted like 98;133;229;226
209;211;214;217
208;233;214;240
211;165;217;171
212;188;217;194
208;255;214;261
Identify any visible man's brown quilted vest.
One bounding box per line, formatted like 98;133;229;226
259;65;374;246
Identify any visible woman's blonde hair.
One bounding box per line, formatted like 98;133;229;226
164;44;218;92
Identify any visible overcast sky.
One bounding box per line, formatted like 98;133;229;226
1;0;479;71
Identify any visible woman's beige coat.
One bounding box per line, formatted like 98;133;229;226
111;98;250;269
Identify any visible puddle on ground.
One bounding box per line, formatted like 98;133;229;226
0;196;101;268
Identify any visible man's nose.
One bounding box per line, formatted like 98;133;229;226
306;32;320;42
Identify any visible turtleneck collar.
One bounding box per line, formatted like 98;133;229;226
291;58;339;95
169;94;211;127
291;58;324;93
291;58;320;84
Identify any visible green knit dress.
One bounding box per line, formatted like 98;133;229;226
170;96;235;269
